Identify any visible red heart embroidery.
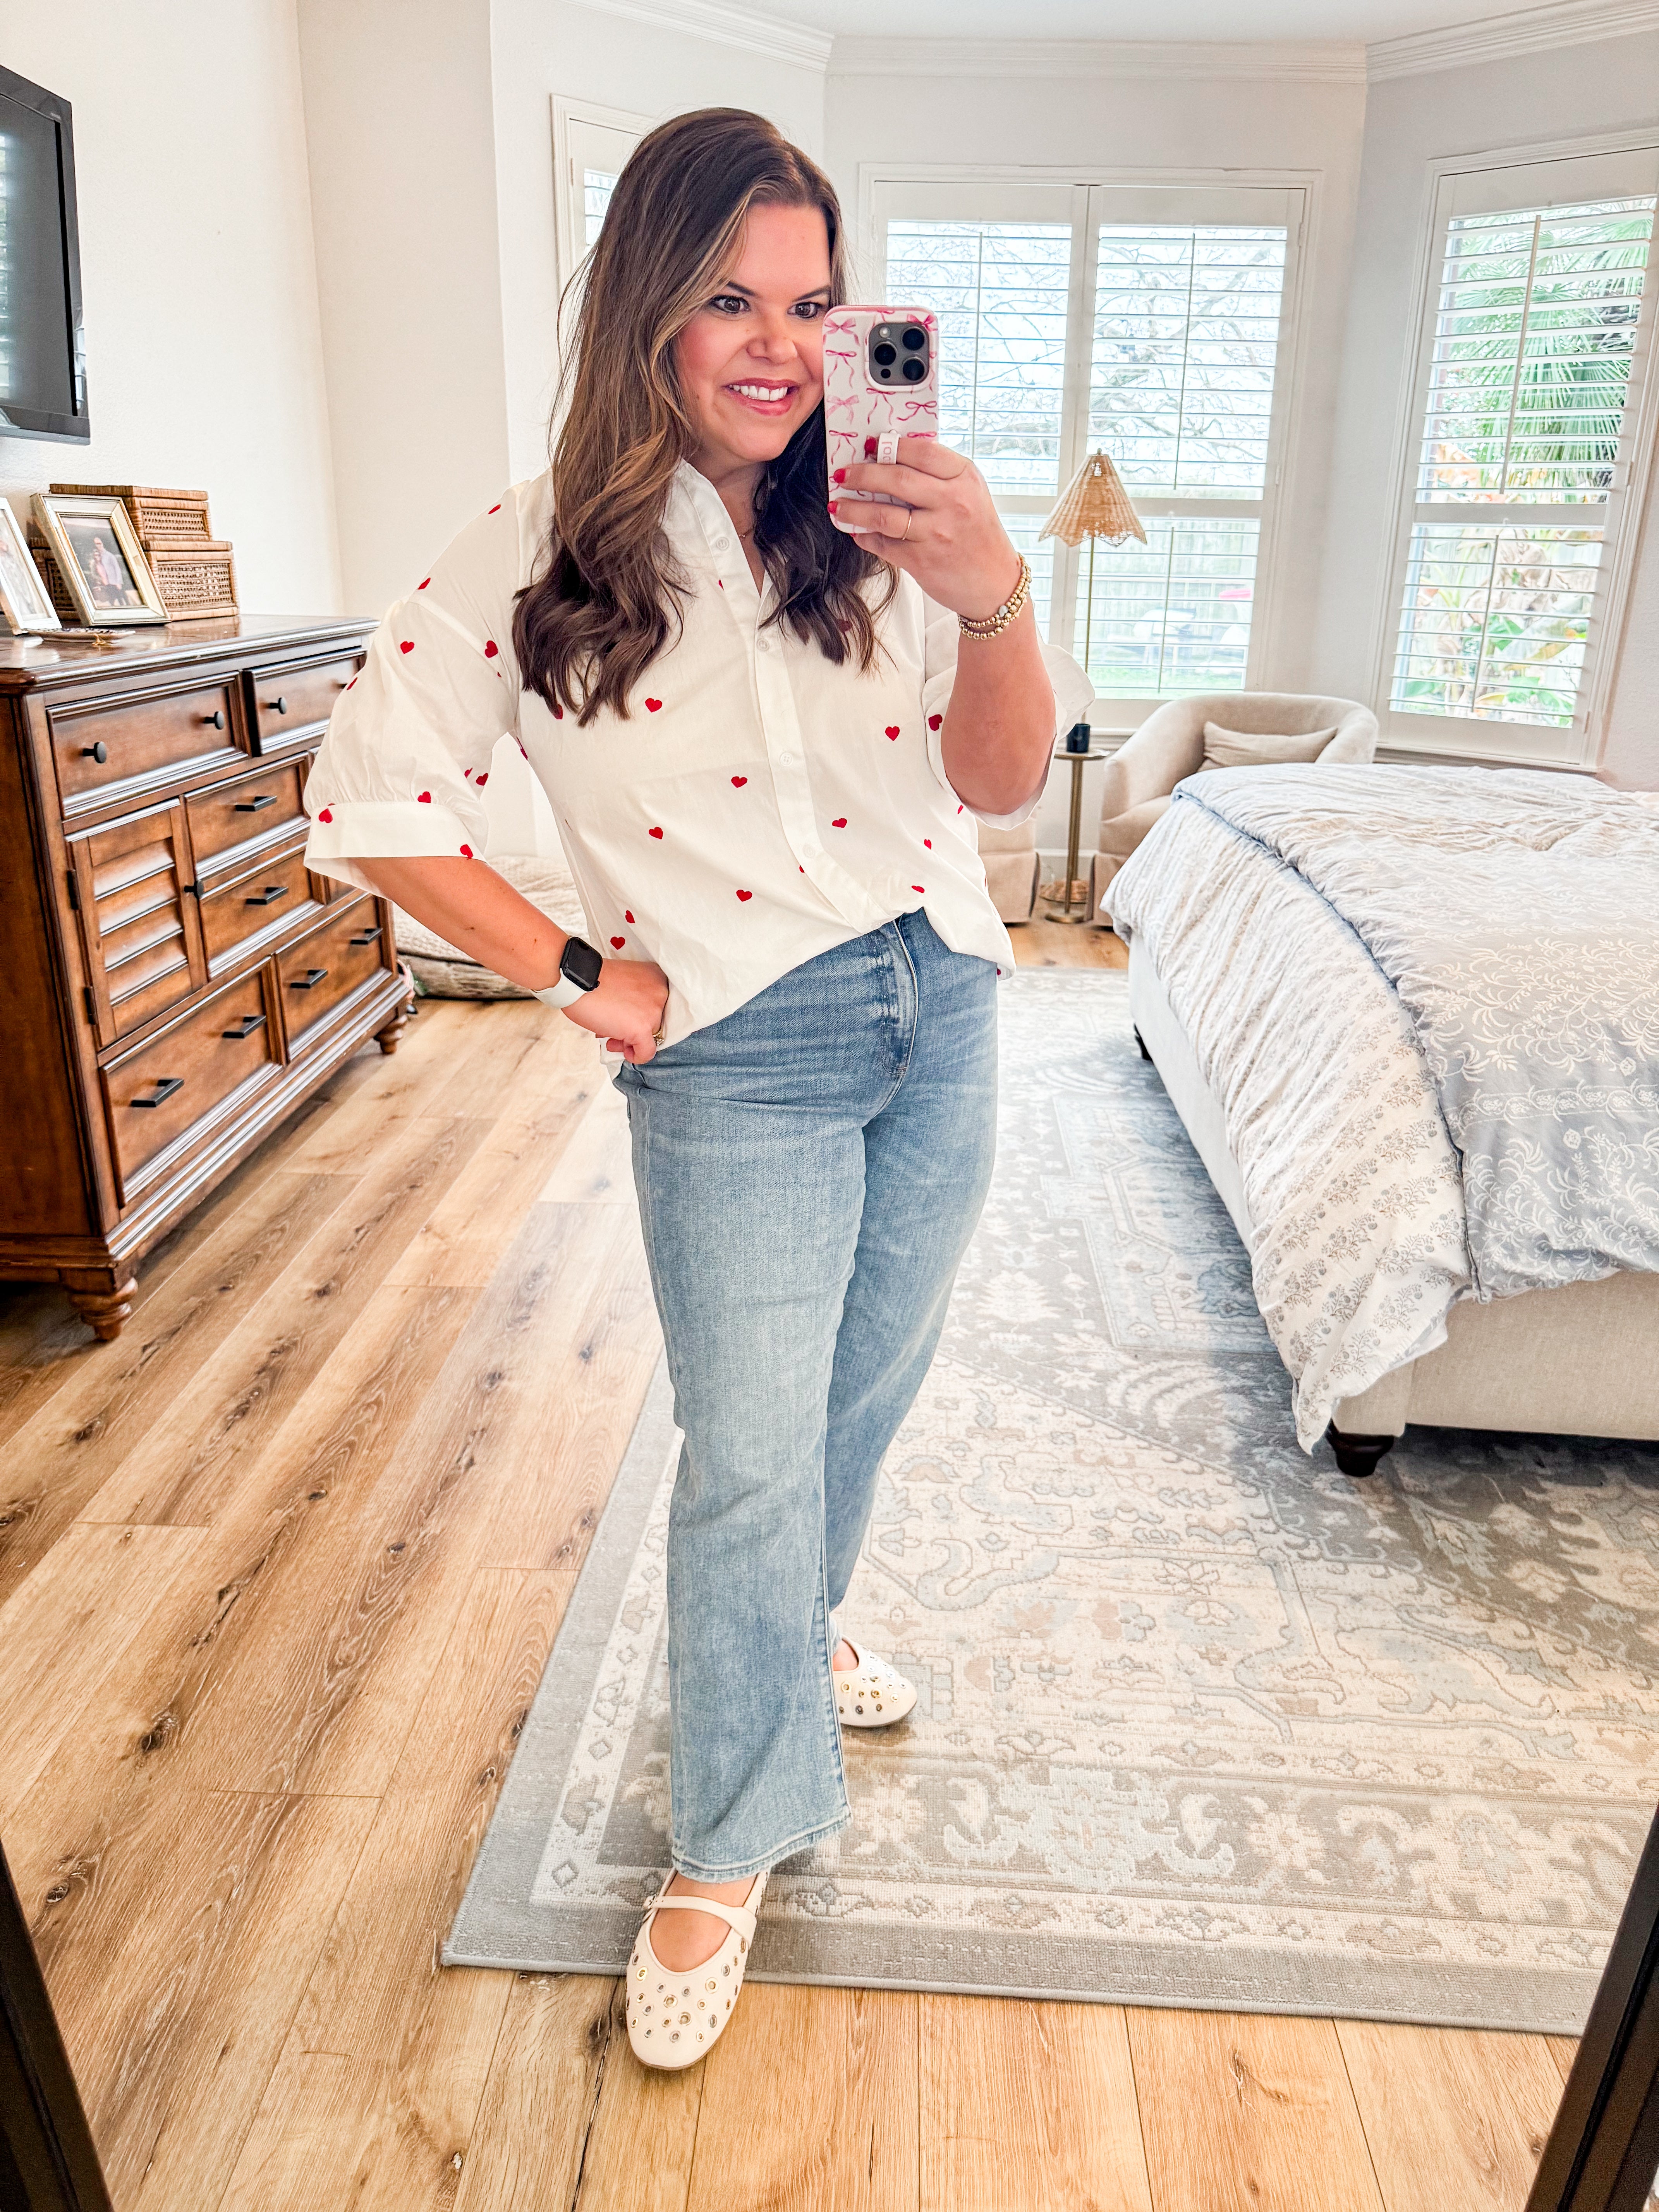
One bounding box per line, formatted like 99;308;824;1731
611;936;625;949
928;713;943;731
646;698;663;713
625;910;635;923
347;676;357;689
885;725;900;739
475;772;488;785
831;818;847;828
731;776;747;787
460;844;474;858
317;807;333;823
649;826;664;839
736;888;752;902
924;838;932;848
488;503;501;514
418;577;431;590
912;884;925;893
484;640;499;658
399;641;414;654
417;791;432;803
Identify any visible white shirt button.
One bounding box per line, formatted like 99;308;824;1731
778;750;797;766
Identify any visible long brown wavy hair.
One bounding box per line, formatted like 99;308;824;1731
512;108;893;724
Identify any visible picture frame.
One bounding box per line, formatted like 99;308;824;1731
30;492;166;626
0;498;61;637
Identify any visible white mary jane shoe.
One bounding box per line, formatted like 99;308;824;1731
833;1638;918;1728
625;1870;766;2070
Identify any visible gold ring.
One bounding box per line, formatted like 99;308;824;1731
901;510;913;541
653;1026;666;1046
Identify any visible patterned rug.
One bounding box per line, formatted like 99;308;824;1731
446;970;1659;2030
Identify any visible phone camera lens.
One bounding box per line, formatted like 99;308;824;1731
872;342;897;367
902;359;925;382
902;327;926;351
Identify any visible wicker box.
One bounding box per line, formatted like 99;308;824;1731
50;483;215;543
47;483;239;623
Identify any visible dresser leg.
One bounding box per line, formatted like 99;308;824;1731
60;1269;137;1342
375;1008;409;1055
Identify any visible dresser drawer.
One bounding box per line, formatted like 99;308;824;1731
69;800;206;1046
278;896;394;1048
187;759;309;879
51;673;243;812
102;969;278;1194
199;841;324;974
247;651;361;750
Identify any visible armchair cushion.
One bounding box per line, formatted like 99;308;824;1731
1200;722;1338;771
1100;795;1173;860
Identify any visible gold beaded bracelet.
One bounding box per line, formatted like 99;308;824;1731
958;554;1032;640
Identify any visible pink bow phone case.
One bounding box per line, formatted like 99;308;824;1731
823;306;939;531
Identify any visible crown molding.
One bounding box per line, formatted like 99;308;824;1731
1367;0;1659;79
574;0;833;71
828;35;1367;81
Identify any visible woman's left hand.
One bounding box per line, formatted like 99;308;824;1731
830;440;1022;621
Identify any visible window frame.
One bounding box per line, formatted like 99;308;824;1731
550;95;654;303
1372;128;1659;772
862;162;1318;713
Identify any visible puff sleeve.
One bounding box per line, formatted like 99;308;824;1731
919;588;1094;830
303;495;527;893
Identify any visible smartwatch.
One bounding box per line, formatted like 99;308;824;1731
533;933;604;1010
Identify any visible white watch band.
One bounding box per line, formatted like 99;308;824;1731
532;974;587;1010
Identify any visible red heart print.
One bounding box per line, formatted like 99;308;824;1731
460;843;474;858
646;698;663;713
649;826;663;839
912;884;925;893
418;577;431;590
488;503;502;514
885;725;900;739
517;741;527;758
928;713;943;731
475;772;488;785
317;807;333;823
484;640;499;658
736;888;752;902
610;936;625;949
624;910;635;923
399;641;414;654
553;703;564;720
417;791;432;803
958;804;964;814
717;578;725;589
924;838;932;848
347;676;357;689
731;775;747;787
831;817;847;828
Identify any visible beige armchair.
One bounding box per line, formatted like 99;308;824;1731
977;819;1039;924
1090;691;1379;921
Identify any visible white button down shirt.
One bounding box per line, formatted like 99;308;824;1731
303;462;1091;1044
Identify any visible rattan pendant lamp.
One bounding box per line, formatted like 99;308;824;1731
1040;450;1146;687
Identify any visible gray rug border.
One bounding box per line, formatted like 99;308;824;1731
443;1354;1599;2033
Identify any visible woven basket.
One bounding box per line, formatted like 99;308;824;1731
48;483;238;623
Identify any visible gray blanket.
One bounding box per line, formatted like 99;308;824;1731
1177;765;1659;1298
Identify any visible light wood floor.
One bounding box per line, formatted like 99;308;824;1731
0;922;1578;2211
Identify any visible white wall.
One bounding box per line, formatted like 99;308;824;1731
1312;30;1659;789
824;54;1369;851
0;0;340;615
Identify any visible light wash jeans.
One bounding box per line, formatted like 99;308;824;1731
614;910;998;1881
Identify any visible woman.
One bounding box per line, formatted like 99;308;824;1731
303;107;1088;2069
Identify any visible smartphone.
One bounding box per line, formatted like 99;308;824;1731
823;307;939;532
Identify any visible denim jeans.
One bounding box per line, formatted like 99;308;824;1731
613;910;998;1881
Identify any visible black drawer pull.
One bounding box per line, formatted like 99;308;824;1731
180;880;201;898
131;1077;184;1109
203;709;225;730
290;966;329;990
234;793;278;812
222;1013;267;1039
81;740;109;764
348;926;383;946
246;884;289;907
265;696;288;716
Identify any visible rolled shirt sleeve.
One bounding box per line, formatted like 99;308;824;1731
919;591;1094;830
303;500;525;893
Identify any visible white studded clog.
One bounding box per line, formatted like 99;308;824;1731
833;1638;918;1728
625;1870;766;2070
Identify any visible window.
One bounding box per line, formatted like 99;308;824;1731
551;101;649;295
1384;146;1659;760
878;180;1301;706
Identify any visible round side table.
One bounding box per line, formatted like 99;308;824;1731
1040;735;1132;919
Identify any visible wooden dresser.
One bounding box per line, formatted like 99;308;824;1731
0;615;409;1341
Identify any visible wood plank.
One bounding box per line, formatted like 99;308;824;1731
1128;2008;1383;2212
0;1518;203;1823
386;1024;604;1286
219;1567;573;2212
1010;920;1128;970
0;1167;357;1605
77;1114;492;1532
566;1978;702;2212
452;1972;621;2212
685;1983;919;2212
26;1785;377;2212
1547;2035;1578;2084
922;1993;1151;2212
1337;2019;1565;2212
538;1080;635;1205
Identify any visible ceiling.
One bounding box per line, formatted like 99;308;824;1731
764;0;1545;41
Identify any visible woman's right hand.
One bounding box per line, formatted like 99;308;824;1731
565;957;670;1063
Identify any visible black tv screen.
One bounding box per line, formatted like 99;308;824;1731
0;65;88;443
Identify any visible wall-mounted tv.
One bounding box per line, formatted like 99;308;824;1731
0;65;89;443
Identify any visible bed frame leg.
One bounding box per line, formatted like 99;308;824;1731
1325;1422;1397;1479
1133;1026;1152;1062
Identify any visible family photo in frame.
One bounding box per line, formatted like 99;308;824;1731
0;499;60;637
29;491;166;626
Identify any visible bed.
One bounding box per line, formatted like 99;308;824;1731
1106;762;1659;1475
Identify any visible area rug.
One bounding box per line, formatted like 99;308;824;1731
445;970;1659;2032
